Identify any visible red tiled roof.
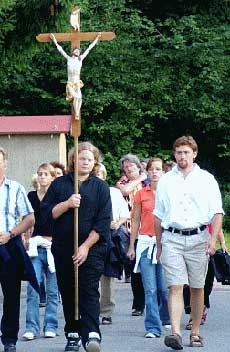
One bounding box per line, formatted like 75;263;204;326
0;115;72;134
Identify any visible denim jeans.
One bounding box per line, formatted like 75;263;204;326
140;248;170;336
26;247;58;335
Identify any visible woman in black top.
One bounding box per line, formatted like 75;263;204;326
23;163;59;340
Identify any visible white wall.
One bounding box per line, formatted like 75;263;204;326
0;133;67;191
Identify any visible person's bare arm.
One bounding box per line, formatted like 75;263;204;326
81;32;101;60
0;213;35;245
116;173;147;197
11;213;35;236
155;216;163;262
218;228;227;253
208;213;223;255
24;226;34;240
110;217;128;230
73;230;99;266
52;194;81;219
50;33;69;60
127;202;141;260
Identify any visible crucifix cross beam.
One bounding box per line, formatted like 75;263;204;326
36;31;115;44
36;6;115;56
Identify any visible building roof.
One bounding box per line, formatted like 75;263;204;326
0;115;72;134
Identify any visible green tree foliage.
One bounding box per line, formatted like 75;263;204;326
1;0;229;191
223;190;230;230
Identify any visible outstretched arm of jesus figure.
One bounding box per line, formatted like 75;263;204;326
49;33;69;60
81;32;102;60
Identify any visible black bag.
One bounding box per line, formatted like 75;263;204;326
111;225;131;266
210;249;230;285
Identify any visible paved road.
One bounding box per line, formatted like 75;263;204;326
0;280;229;352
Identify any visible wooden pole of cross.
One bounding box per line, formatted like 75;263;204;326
36;6;115;320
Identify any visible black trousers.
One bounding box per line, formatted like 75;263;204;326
130;240;145;311
52;244;106;348
183;259;215;314
131;272;145;311
0;241;23;345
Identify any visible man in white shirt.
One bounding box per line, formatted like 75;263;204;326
154;136;224;350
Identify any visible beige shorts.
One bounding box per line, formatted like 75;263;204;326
160;229;210;288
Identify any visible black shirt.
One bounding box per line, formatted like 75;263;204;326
40;173;112;252
28;191;53;237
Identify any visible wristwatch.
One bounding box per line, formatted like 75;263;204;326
8;230;16;239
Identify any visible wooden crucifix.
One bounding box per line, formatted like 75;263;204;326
36;6;115;319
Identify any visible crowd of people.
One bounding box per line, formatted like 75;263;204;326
0;135;226;352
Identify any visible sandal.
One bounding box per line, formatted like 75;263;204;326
102;316;112;325
185;318;193;330
200;307;207;325
186;307;207;329
165;333;183;350
190;334;204;347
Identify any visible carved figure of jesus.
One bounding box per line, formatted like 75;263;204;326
50;32;101;119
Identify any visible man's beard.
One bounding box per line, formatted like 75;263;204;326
178;160;188;169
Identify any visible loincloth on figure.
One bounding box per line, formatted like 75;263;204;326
66;80;84;102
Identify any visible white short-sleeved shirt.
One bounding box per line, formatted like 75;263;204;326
110;187;130;221
0;178;34;232
154;164;224;229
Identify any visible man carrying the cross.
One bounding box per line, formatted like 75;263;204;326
41;142;111;352
50;32;101;120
